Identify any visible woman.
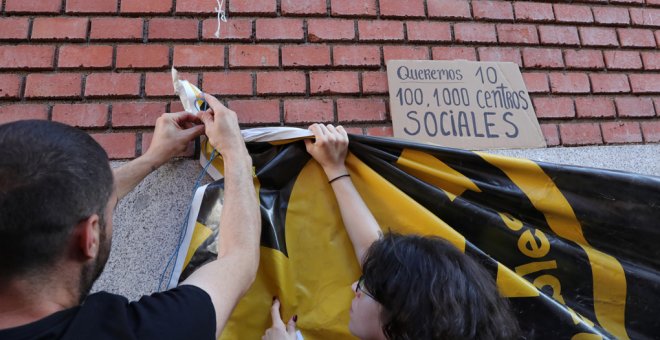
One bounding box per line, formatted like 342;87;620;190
263;124;520;340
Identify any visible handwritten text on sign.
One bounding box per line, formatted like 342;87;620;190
387;60;546;150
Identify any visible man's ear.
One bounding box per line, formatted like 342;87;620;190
76;214;101;260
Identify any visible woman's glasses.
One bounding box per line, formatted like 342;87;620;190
356;275;376;300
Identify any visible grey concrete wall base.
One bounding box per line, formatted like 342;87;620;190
94;144;659;300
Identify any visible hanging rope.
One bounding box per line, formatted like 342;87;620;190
214;0;227;39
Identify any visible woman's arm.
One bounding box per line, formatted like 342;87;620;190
305;124;381;267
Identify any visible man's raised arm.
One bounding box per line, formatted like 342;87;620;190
181;94;261;338
113;112;205;200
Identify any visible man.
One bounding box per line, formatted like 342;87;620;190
0;94;260;339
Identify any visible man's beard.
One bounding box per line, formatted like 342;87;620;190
78;219;111;304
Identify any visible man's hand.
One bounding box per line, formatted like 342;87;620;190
262;299;297;340
304;124;349;180
197;94;246;159
143;111;205;168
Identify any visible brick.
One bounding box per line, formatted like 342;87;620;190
629;74;660;94
593;6;630;25
58;45;113;69
257;71;306;95
522;48;564;69
407;22;451;42
533;97;575;118
539;26;580;46
112;102;166;127
362;71;388;94
330;0;377;16
478;47;521;66
283;45;331;67
383;46;429;62
379;0;425;18
203;18;253;41
121;0;172;13
66;0;117;13
575;98;616;118
174;45;225;68
149;18;199;41
497;24;539;45
281;0;326;15
580;27;619;47
344;127;364;135
91;133;137;159
513;2;554;22
642;52;660;70
0;75;21;99
25;73;81;99
590;74;631;93
85;73;141;98
549;73;590;94
146;71;198;97
52;104;108;128
284;99;333;123
229;0;277;16
432;47;477;61
522;72;549;93
337;98;386;122
333;46;380;67
0;104;48;124
228;45;278;68
227;100;280;124
91;18;143;41
202;72;252;96
615;97;655;117
310;72;359;94
554;4;594;23
308;19;355;42
0;46;54;70
641;122;660;142
428;0;471;19
473;1;514;20
564;50;605;69
117;45;170;69
5;0;61;13
175;0;216;14
630;8;659;27
32;17;88;41
256;18;304;41
560;123;603;146
618;28;656;47
0;18;30;40
602;122;642;144
540;124;560;146
455;23;497;43
141;132;194;158
358;20;404;41
365;126;393;137
604;51;643;70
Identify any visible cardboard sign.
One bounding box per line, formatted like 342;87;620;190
387;60;546;150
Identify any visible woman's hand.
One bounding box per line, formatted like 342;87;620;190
304;123;349;180
262;298;297;340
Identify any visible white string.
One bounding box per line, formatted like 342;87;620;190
214;0;227;39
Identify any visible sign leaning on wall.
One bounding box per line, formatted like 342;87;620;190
387;60;546;150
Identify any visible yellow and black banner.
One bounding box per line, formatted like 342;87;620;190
177;133;660;339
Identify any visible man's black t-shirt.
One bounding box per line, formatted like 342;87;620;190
0;285;215;340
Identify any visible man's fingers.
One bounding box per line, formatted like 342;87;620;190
286;315;297;336
270;298;285;327
337;125;348;139
198;110;214;125
317;124;330;136
202;93;226;113
183;124;205;140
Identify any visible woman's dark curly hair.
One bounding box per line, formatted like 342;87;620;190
361;233;520;340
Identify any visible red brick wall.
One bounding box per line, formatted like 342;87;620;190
0;0;658;159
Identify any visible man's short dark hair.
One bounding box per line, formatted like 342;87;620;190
0;120;114;280
362;233;520;340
